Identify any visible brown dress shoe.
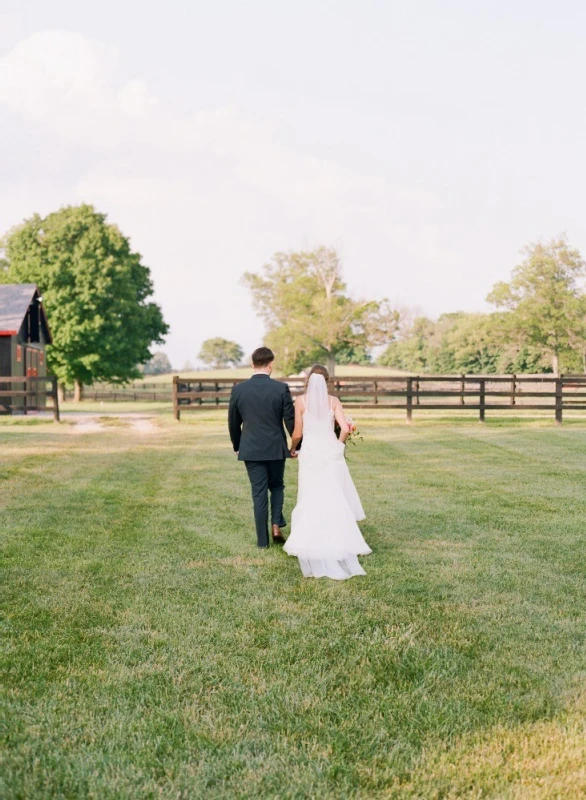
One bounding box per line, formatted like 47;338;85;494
272;524;286;544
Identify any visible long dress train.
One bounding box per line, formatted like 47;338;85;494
284;392;371;580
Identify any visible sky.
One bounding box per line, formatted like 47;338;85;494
1;0;585;368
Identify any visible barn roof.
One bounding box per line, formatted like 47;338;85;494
0;284;52;342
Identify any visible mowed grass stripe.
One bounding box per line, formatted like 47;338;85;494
1;419;585;798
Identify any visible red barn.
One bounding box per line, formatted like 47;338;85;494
0;284;52;412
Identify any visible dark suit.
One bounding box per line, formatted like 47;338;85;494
228;374;295;547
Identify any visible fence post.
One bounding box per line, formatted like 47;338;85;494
415;376;420;405
173;376;180;421
479;379;486;422
23;377;28;416
510;374;516;407
374;380;378;405
555;378;563;424
460;374;465;405
52;378;60;422
215;382;220;406
406;377;413;424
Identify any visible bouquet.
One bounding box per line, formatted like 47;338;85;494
335;415;363;458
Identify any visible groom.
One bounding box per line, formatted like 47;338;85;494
228;347;296;548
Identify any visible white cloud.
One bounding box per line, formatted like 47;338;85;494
0;30;118;116
77;172;185;209
0;28;449;366
117;79;158;118
169;106;387;214
0;30;157;144
0;30;438;217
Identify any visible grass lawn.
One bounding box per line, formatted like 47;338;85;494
2;415;586;798
57;400;173;415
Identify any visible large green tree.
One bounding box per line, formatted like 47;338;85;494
1;204;168;399
487;236;586;375
243;246;398;375
198;338;244;368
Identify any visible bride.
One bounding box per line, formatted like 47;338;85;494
284;364;371;580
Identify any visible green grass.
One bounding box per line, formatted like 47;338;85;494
60;401;172;415
2;415;586;798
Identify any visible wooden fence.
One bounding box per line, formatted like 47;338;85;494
172;374;586;423
0;376;60;421
60;382;173;402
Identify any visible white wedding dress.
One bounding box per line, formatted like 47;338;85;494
284;374;371;580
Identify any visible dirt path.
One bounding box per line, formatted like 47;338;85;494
66;413;159;434
129;417;158;433
71;416;105;434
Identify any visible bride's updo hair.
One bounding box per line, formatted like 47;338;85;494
304;364;329;392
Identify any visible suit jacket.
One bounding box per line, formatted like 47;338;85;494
228;374;295;461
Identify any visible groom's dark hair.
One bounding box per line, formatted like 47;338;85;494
252;347;275;368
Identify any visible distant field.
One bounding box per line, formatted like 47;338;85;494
133;364;408;384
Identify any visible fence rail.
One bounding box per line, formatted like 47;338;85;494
6;374;584;426
60;382;173;402
172;374;586;423
0;376;60;421
69;389;173;402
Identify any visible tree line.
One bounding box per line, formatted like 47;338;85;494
191;236;586;376
2;204;584;398
242;236;586;376
380;236;586;375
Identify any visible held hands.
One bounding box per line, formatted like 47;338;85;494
290;448;298;458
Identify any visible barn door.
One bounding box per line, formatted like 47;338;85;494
25;349;40;408
26;349;33;376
